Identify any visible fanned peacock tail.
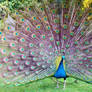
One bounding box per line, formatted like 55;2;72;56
0;0;92;87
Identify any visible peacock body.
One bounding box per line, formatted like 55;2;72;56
0;0;92;87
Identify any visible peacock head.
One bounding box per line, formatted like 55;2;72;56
62;56;65;68
62;56;65;60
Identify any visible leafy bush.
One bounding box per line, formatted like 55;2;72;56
0;0;39;12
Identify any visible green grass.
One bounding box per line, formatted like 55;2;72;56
0;77;92;92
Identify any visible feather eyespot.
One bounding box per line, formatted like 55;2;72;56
10;52;16;57
3;57;8;63
1;49;6;55
14;60;19;65
20;38;25;42
29;43;34;47
32;34;36;38
19;47;24;52
1;36;6;41
21;55;26;59
14;32;19;36
36;25;41;29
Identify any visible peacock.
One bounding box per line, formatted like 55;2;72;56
0;0;92;89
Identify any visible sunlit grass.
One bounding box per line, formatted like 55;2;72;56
0;77;92;92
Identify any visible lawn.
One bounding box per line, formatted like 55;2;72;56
0;77;92;92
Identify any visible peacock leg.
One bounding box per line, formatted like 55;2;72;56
63;78;66;89
56;80;59;88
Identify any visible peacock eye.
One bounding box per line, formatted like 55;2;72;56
55;50;58;54
40;7;44;11
40;51;44;55
84;21;89;25
33;57;37;61
49;52;53;55
39;43;44;47
0;64;2;68
64;14;69;19
10;52;16;57
74;22;79;26
31;66;35;70
63;24;68;29
1;49;6;54
32;16;37;20
63;35;67;40
3;57;8;63
21;55;26;59
21;18;24;22
14;60;19;65
8;26;10;30
36;25;41;29
47;26;50;30
29;43;34;47
84;41;89;45
10;43;16;48
70;32;74;36
81;31;84;35
25;61;30;66
50;37;54;41
7;66;13;71
37;62;41;66
20;38;25;42
55;30;60;33
14;72;18;76
31;51;35;55
61;49;64;53
41;35;46;39
66;44;70;48
14;32;19;36
54;19;58;23
52;9;56;14
49;45;53;48
16;12;19;15
0;31;2;35
26;27;30;31
19;47;24;52
2;36;6;41
29;8;31;10
44;16;47;21
32;34;36;38
56;41;60;46
74;41;78;45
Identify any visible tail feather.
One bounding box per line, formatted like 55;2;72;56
0;0;92;86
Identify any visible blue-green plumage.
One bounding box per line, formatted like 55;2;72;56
54;56;66;79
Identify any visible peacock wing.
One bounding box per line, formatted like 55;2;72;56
64;1;92;83
0;2;61;86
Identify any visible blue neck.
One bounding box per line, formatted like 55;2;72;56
54;57;66;78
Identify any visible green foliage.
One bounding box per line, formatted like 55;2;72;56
0;0;39;13
0;20;4;30
0;0;5;3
